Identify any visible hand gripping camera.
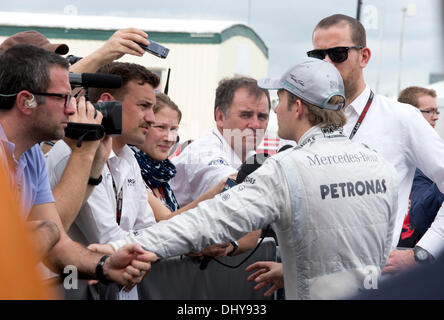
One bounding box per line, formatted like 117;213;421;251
68;72;123;136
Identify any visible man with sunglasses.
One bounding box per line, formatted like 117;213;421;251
309;14;444;274
0;44;156;293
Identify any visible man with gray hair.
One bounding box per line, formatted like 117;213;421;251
170;76;270;257
91;58;399;300
171;76;270;207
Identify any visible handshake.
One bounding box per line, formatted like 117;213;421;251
87;243;157;290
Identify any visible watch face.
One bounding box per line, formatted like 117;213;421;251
416;249;429;261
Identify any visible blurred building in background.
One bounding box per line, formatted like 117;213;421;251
0;11;276;145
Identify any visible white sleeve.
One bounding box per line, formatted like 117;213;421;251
109;159;288;258
79;179;131;243
44;140;71;189
404;110;444;255
417;202;444;258
189;160;237;201
405;111;444;194
171;154;237;206
133;167;156;230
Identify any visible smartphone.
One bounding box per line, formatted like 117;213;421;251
138;41;169;59
222;178;237;192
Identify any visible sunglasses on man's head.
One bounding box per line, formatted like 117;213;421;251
306;46;363;63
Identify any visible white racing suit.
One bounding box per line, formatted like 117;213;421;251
110;126;399;299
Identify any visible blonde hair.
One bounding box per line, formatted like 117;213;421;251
154;92;182;123
287;91;346;129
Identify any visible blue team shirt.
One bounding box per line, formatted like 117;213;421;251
0;124;54;218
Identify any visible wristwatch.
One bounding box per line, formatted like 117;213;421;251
413;246;433;264
95;255;111;284
88;174;103;186
227;241;239;256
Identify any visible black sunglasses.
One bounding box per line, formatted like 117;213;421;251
31;92;72;109
307;46;363;63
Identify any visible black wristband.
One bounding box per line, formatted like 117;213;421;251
227;241;239;256
95;255;111;284
88;174;103;186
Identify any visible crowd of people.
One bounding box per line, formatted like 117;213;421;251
0;13;443;300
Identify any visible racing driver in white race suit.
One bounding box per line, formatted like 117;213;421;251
91;58;399;300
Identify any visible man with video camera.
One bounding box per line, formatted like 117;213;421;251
45;61;160;299
0;44;156;292
0;28;153;234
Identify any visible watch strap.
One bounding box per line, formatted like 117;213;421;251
95;255;111;284
413;246;433;264
88;174;103;186
227;241;239;256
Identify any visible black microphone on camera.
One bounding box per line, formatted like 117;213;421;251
66;73;123;139
69;72;122;89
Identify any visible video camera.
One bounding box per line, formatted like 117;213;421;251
68;72;122;136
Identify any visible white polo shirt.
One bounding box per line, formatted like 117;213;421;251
170;129;254;207
344;85;444;257
45;140;156;245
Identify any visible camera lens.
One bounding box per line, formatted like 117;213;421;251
93;101;122;135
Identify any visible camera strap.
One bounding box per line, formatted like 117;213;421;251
64;122;105;147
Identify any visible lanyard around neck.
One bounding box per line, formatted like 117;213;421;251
349;90;374;140
106;163;123;225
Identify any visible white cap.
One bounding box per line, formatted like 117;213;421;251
258;58;346;110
